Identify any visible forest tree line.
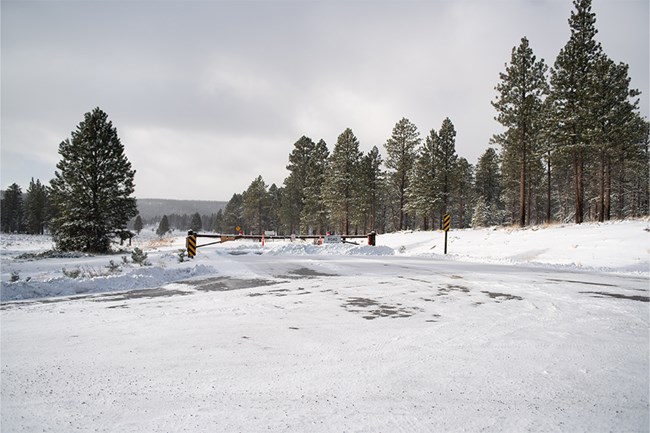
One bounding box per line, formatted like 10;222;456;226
205;0;648;235
2;0;648;239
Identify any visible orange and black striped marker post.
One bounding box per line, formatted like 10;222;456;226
443;214;451;255
186;231;197;259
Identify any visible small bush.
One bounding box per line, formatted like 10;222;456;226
131;247;150;266
10;272;20;282
63;267;81;279
177;249;187;263
106;260;121;273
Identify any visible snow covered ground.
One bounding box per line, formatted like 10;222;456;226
1;221;649;432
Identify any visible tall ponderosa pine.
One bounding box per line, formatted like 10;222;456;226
406;128;438;230
454;157;474;229
1;183;24;233
357;146;384;232
434;118;458;227
49;108;137;252
385;118;420;230
243;175;270;234
267;184;283;234
281;136;316;234
549;0;602;224
492;36;548;226
25;178;48;235
589;53;643;221
300;139;329;234
323;128;362;234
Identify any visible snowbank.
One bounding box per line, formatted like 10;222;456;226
381;219;650;274
1;220;648;301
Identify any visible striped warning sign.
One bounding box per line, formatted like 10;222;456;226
187;234;197;258
443;214;451;232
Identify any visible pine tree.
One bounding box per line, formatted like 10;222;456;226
190;212;203;232
434;118;458;227
323;128;362;234
24;178;48;234
549;0;602;223
49;107;137;252
267;184;283;235
223;193;244;233
588;53;643;221
454;157;474;229
281;136;315;234
357;146;384;233
133;215;143;234
385;118;420;230
156;215;170;236
474;148;502;222
1;183;24;233
471;197;490;228
300;139;329;235
212;209;225;233
406;128;438;230
243;175;270;234
492;36;548;226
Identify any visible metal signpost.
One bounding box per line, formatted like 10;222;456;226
443;213;451;254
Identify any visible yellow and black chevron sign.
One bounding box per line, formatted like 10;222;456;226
186;234;197;258
443;214;451;232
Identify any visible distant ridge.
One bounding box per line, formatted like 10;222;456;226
136;198;227;220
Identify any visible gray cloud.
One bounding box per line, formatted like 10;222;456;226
2;0;648;200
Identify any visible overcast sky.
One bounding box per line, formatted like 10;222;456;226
2;0;648;201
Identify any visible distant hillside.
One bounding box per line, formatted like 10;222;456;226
136;198;227;220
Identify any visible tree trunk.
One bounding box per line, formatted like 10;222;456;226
598;150;605;222
604;154;611;220
546;151;552;223
573;150;584;224
519;134;526;227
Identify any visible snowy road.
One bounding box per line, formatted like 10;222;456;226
2;253;648;433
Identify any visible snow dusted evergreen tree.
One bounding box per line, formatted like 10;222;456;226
474;147;503;225
243;175;270;235
223;193;244;233
548;0;602;224
300;139;329;234
471;197;491;228
25;178;48;235
49;108;137;252
211;209;224;233
588;53;644;221
434;118;458;227
1;183;24;233
454;157;474;229
190;212;203;232
133;215;143;234
357;146;384;232
267;184;283;235
281;136;315;234
156;215;170;236
385;118;420;230
492;36;548;226
406;128;438;230
323;128;362;234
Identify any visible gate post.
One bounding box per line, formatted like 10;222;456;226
367;231;376;246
